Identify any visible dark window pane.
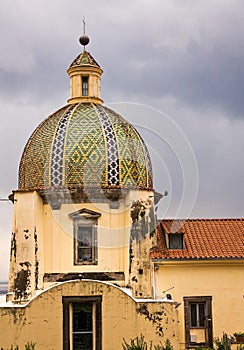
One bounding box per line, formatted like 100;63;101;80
169;234;183;249
73;333;92;350
199;303;205;327
190;303;197;327
73;303;92;332
82;77;88;96
73;303;93;350
190;302;205;327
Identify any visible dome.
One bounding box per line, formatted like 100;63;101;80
69;50;101;69
18;103;153;191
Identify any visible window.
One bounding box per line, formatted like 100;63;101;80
169;233;184;249
82;76;88;96
69;209;101;265
190;302;205;327
63;296;102;350
73;302;93;349
184;296;213;348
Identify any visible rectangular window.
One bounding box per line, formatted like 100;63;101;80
69;209;100;266
190;302;205;327
184;296;213;348
75;224;97;264
63;296;102;350
82;76;88;96
169;233;184;249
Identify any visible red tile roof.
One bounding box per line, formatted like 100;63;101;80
151;219;244;260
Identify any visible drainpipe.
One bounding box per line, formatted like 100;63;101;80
152;262;158;299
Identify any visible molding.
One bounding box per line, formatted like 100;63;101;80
68;208;101;220
44;272;125;283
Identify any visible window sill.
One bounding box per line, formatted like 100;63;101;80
74;261;98;265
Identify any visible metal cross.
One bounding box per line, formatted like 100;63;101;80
82;16;86;35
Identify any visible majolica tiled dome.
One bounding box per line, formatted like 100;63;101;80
18;103;153;191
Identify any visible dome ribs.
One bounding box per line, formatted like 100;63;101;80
51;105;76;187
94;105;120;187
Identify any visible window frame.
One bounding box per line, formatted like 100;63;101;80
184;296;213;348
75;222;97;264
63;296;102;350
69;209;101;266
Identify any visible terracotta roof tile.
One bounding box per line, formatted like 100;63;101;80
151;218;244;260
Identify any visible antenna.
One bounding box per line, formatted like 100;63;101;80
162;286;174;294
162;286;174;300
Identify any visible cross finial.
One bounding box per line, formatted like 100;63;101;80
79;17;90;49
82;16;86;36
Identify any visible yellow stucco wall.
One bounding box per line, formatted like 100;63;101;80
0;280;179;350
154;260;244;348
9;190;155;297
8;191;44;293
43;201;130;274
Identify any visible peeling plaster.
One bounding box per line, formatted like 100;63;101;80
13;263;31;301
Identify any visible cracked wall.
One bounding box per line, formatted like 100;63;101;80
0;280;179;350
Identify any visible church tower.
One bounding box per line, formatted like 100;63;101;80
8;31;158;302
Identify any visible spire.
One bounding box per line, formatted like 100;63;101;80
67;23;103;105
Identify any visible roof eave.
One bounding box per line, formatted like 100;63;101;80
151;257;244;265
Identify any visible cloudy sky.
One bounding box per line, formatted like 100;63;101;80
1;0;244;279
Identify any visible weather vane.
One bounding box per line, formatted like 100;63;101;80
79;16;90;49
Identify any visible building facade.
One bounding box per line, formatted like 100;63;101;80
0;33;243;350
152;219;244;349
0;34;179;349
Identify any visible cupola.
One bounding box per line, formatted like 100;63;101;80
18;34;153;193
67;34;103;104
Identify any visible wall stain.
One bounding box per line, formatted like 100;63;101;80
10;231;17;262
34;228;39;290
136;303;166;337
13;262;31;300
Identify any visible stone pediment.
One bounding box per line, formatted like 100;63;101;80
68;208;101;220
